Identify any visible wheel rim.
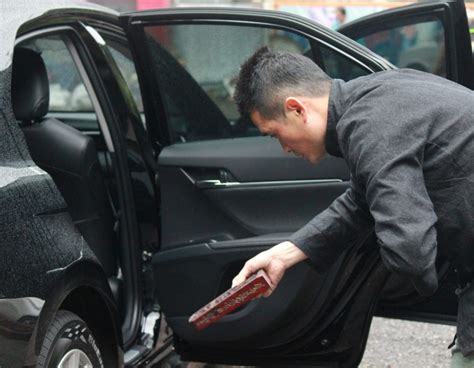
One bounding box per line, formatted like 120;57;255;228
57;349;93;368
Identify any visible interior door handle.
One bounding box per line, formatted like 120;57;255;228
195;178;343;189
181;168;343;189
195;179;234;189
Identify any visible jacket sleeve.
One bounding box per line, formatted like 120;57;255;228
288;178;374;273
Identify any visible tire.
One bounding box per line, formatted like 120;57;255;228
37;310;104;368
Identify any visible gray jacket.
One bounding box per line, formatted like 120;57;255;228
289;69;474;354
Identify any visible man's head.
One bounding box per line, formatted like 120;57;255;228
336;7;347;25
234;47;332;164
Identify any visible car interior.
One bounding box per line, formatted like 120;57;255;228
10;46;123;309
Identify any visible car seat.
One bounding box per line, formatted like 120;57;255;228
11;47;118;278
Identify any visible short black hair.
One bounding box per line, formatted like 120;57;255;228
234;46;331;120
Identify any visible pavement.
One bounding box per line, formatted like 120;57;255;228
360;317;456;367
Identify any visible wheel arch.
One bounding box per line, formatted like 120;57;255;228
33;259;123;367
59;285;121;367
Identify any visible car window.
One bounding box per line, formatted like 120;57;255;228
319;43;369;81
101;36;145;116
19;34;98;130
142;24;370;143
20;35;95;112
355;19;446;77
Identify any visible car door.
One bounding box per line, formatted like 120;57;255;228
119;3;470;367
339;0;473;88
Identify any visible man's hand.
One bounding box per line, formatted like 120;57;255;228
232;241;308;297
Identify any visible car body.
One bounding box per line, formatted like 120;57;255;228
0;0;471;367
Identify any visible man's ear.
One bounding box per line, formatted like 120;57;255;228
285;97;306;121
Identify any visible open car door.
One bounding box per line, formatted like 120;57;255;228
339;0;473;88
119;3;470;367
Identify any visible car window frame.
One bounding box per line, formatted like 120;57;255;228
97;31;146;119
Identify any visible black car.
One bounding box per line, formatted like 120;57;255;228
0;0;471;367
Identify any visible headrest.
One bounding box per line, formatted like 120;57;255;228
12;47;49;121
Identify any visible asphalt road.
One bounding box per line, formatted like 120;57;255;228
360;317;456;367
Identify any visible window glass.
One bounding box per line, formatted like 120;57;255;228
20;35;95;112
356;19;445;77
102;37;145;115
319;43;369;80
143;24;369;143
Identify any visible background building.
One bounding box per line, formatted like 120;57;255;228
87;0;474;31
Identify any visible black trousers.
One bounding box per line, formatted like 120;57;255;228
455;268;474;356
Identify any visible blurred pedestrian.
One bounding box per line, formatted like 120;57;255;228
334;6;347;29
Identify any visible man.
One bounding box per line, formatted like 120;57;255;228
232;47;474;365
334;7;347;29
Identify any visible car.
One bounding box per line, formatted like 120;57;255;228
0;0;471;367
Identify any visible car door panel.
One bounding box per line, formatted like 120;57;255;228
153;233;384;347
161;165;349;248
159;137;349;181
202;181;348;235
120;4;469;365
159;137;349;248
155;248;321;343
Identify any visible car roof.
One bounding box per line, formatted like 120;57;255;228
0;0;118;72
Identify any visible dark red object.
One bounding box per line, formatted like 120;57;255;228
189;270;273;331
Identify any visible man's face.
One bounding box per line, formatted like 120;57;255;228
251;103;327;164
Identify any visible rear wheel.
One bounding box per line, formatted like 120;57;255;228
37;310;103;368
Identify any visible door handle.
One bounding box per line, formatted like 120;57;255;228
180;168;342;189
195;179;236;189
195;178;343;189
